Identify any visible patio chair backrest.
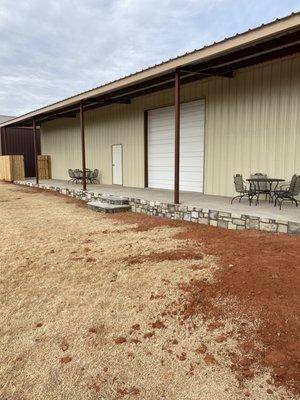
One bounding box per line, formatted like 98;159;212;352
85;169;92;178
233;174;244;193
288;174;297;191
68;169;75;178
74;169;82;178
251;173;268;191
291;175;300;196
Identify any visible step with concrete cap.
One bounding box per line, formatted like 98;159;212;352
87;201;131;213
98;195;129;205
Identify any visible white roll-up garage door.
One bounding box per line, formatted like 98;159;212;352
148;99;205;192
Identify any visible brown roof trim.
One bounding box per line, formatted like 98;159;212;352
1;11;300;128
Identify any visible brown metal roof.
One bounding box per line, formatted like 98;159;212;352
1;11;300;128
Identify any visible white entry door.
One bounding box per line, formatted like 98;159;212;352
112;144;123;185
148;99;205;192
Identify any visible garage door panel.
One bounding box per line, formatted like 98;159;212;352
148;99;205;193
149;159;174;167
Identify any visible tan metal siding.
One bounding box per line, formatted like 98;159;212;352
41;53;300;196
41;117;81;181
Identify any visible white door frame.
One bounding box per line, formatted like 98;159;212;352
111;144;123;185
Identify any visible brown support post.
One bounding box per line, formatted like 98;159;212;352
144;110;148;188
80;102;87;191
33;118;39;184
174;69;181;204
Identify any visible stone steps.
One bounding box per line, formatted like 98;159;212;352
87;200;131;213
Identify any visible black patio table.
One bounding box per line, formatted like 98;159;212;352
73;169;92;183
246;177;285;202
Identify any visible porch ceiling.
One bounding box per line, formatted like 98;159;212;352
1;12;300;129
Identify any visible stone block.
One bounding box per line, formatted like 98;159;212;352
183;213;191;222
198;217;209;225
232;218;245;226
218;211;232;218
178;206;188;212
217;220;228;229
277;224;288;233
245;218;260;230
174;212;182;220
191;211;199;219
260;217;272;223
210;220;218;227
259;222;277;232
209;210;219;220
275;220;288;225
288;222;300;234
231;213;242;219
221;217;232;222
228;222;237;230
168;204;175;213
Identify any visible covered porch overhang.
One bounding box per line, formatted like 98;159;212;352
1;13;300;204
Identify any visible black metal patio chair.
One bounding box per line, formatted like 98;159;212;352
231;174;257;205
73;169;83;184
274;174;300;210
250;173;270;202
88;169;100;184
68;169;76;184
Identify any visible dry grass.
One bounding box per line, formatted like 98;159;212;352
0;183;297;400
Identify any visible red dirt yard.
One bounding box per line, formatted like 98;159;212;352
0;182;299;400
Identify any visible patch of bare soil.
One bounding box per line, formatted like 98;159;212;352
115;212;300;395
124;248;204;265
0;183;299;400
173;224;300;394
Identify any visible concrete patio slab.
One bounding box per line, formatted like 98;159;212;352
14;179;300;234
26;178;300;223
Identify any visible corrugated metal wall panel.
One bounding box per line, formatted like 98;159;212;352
41;117;81;180
41;53;300;196
0;127;40;177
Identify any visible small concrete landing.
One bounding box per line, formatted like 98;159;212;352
97;195;129;205
87;201;131;213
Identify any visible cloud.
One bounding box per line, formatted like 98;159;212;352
0;0;298;115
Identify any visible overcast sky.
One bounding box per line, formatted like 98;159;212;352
0;0;299;116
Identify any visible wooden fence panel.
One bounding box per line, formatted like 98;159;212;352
0;155;25;181
38;155;51;179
